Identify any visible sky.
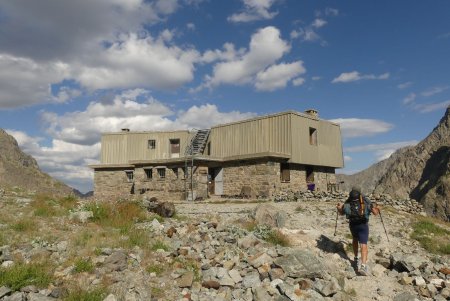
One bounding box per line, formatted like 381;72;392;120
0;0;449;193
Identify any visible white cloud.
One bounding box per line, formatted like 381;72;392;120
187;22;196;30
312;18;327;28
403;93;416;105
255;61;306;91
292;77;306;86
74;33;200;91
344;155;352;162
325;7;339;16
175;104;257;129
331;71;390;83
41;89;175;145
414;100;450;113
200;43;243;64
0;0;167;61
154;0;179;15
196;26;294;91
291;8;337;46
228;0;278;23
397;81;412;89
345;140;418;161
312;76;321;81
0;54;70;108
0;0;201;108
329;118;394;138
421;85;449;97
41;90;257;145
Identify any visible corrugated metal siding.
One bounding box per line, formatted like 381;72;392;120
290;114;343;167
101;131;191;164
101;135;128;164
209;114;291;157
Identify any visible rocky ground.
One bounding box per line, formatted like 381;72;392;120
0;189;449;301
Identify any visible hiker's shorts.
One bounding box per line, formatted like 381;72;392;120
349;222;369;244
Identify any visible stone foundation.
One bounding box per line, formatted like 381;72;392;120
93;161;337;201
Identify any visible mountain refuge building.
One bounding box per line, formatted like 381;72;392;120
89;110;344;200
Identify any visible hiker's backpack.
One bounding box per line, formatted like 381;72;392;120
344;193;370;224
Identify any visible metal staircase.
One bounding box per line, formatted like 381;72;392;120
184;129;210;201
184;129;210;156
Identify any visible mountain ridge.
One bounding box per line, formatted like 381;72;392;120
337;106;450;221
0;128;77;196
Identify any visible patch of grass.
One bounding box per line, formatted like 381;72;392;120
59;195;78;210
151;240;170;252
411;218;450;255
240;220;258;232
295;206;306;213
83;202;110;222
73;258;95;273
64;287;107;301
146;264;165;275
11;219;34;232
83;201;148;230
149;214;164;223
126;229;149;248
172;258;201;281
265;229;291;247
0;262;53;291
74;230;94;247
172;214;188;222
151;287;164;298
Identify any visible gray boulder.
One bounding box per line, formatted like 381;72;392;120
252;204;287;228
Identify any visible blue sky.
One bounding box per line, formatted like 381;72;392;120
0;0;449;193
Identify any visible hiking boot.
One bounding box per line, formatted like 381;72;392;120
359;264;370;276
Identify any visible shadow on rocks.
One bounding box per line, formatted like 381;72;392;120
316;234;349;261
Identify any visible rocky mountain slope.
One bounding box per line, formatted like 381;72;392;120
0;129;75;196
337;106;450;221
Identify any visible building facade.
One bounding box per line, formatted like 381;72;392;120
90;110;344;200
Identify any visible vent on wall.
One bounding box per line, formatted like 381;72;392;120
304;109;319;118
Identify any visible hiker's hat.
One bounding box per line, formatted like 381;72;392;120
351;186;361;193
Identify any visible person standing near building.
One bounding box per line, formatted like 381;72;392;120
336;186;380;276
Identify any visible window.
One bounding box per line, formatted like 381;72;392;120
280;163;290;182
309;127;317;145
144;168;152;180
170;139;180;155
157;168;166;179
125;170;134;182
172;168;179;179
148;139;156;149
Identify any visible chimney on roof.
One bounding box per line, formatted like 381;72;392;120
121;128;130;132
304;109;319;118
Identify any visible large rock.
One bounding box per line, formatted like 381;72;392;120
273;250;325;279
147;200;175;217
252;204;287;228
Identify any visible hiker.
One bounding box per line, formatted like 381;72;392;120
336;186;380;276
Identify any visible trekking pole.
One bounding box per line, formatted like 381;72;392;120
378;208;390;242
334;208;339;236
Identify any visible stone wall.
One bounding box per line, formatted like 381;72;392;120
94;162;337;200
94;169;136;200
219;161;337;198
